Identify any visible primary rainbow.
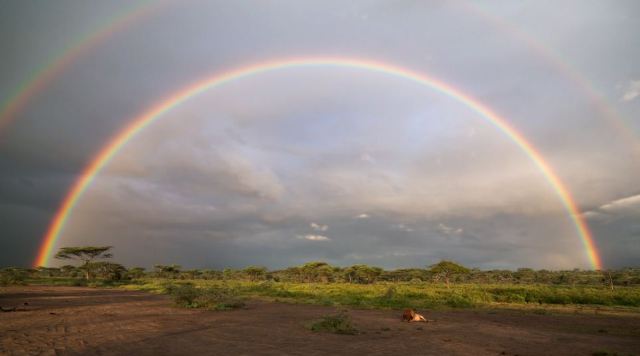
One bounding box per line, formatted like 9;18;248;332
34;57;603;269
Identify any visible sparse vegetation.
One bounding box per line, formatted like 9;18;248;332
0;267;27;286
10;252;640;310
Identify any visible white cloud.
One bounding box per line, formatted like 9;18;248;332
310;222;328;231
583;194;640;222
621;80;640;102
392;223;414;232
360;153;375;164
437;223;463;235
356;213;370;219
599;194;640;212
297;234;330;241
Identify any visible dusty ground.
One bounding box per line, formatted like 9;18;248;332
1;286;639;355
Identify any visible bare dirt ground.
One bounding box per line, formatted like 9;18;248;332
1;286;639;355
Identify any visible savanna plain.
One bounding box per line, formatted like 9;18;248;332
1;262;640;355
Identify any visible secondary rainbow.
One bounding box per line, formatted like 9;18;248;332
460;0;640;155
34;57;603;269
0;0;167;132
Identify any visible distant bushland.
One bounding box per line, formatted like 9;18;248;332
4;251;640;309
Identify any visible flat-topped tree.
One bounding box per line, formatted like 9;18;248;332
54;246;113;280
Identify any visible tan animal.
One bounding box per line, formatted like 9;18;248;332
402;308;427;322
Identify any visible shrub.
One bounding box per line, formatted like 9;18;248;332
196;286;246;310
168;283;200;307
309;311;358;335
166;283;245;310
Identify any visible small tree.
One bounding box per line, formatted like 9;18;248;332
127;267;146;279
429;260;470;288
154;264;181;279
54;246;113;280
243;266;267;281
88;262;127;280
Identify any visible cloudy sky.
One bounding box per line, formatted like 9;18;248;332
1;0;639;270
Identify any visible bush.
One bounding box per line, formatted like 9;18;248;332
309;311;358;335
0;268;28;286
196;286;246;310
166;283;245;310
166;283;200;307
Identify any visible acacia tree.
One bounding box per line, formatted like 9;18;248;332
54;246;113;280
429;260;470;288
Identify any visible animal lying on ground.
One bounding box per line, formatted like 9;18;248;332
402;308;428;322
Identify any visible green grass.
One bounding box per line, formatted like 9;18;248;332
120;280;640;310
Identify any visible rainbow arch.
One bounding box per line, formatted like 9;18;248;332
34;57;603;269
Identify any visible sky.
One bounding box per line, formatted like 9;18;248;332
1;0;639;270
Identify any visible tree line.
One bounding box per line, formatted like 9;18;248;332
1;246;639;287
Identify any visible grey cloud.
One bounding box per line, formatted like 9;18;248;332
1;0;639;269
310;223;329;232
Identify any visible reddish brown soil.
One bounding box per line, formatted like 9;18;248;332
1;286;639;355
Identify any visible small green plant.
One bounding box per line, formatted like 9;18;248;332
308;311;358;335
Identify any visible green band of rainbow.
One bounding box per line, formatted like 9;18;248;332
34;57;602;269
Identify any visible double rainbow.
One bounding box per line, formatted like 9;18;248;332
34;57;602;269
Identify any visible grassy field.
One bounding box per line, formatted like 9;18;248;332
115;279;640;311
